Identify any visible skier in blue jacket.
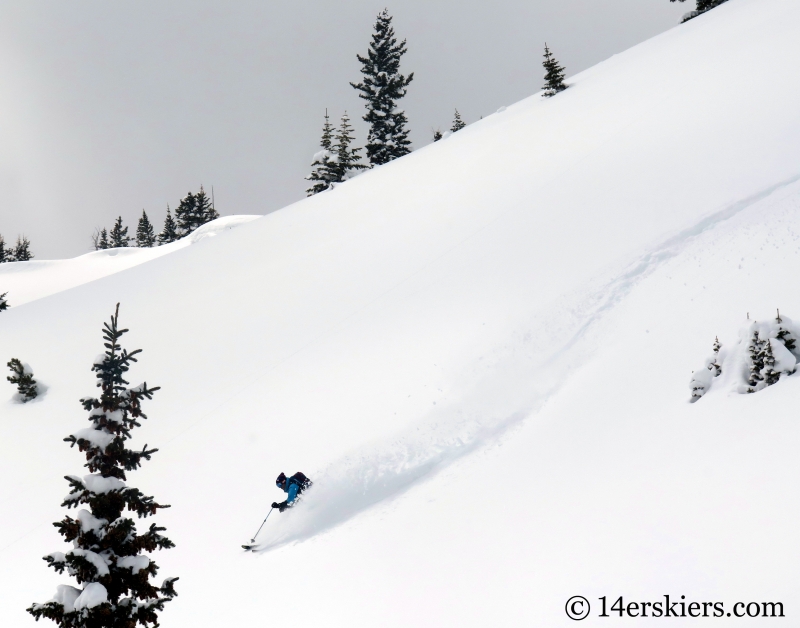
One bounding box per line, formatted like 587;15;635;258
272;472;312;512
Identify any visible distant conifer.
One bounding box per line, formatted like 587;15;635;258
333;112;367;183
175;186;218;237
671;0;729;22
305;110;339;196
433;129;443;142
0;292;8;312
13;235;34;261
27;304;177;626
351;9;414;166
542;43;567;97
0;234;9;263
7;358;37;402
450;109;466;133
136;210;156;248
109;217;130;248
158;207;179;245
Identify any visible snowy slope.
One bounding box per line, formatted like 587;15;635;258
2;0;800;625
0;215;260;307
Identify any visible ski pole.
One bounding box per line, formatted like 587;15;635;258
250;507;274;543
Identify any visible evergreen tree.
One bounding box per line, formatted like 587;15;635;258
158;207;179;245
27;304;178;627
0;292;8;312
136;210;156;248
746;329;766;392
351;9;414;166
433;129;443;142
109;217;130;248
99;229;110;250
450;109;466;133
542;43;567;97
7;358;37;402
0;234;8;262
333;112;367;183
775;309;797;353
175;186;218;237
710;336;722;377
305;110;339;196
13;235;34;261
670;0;728;22
762;340;781;386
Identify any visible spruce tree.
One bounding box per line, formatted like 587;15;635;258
7;358;38;402
98;229;110;251
333;112;367;183
0;292;8;312
762;340;781;386
775;310;797;352
158;207;179;245
109;217;130;248
136;210;156;248
0;234;8;262
27;304;177;627
542;43;567;97
305;110;338;196
351;9;414;166
175;187;218;237
433;129;443;142
746;330;766;392
14;235;33;261
710;336;722;377
450;109;466;133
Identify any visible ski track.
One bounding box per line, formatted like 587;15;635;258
253;174;800;553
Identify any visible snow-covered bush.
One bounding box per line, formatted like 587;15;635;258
690;311;798;401
7;358;38;402
27;304;177;627
0;291;7;312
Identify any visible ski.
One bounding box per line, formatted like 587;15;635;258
242;544;258;551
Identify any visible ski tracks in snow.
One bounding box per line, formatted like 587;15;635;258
253;173;800;553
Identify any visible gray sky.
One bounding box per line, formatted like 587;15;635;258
0;1;686;258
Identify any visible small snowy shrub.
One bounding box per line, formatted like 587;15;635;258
690;311;798;401
7;358;38;402
0;291;8;312
27;304;177;627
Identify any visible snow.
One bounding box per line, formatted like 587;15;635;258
81;474;125;494
71;428;114;450
47;584;81;613
76;510;107;535
0;215;260;308
72;582;108;610
117;555;150;574
67;549;109;577
2;0;800;625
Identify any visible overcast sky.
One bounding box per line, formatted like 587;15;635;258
0;1;687;258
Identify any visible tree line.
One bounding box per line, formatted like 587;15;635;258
92;186;218;250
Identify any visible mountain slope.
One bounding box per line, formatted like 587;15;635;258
1;0;799;625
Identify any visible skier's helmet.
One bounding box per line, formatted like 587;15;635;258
276;472;287;487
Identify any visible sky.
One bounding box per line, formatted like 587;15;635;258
0;0;687;259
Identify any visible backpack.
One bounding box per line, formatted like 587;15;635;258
290;472;312;493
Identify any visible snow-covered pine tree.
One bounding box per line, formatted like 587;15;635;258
351;9;414;166
27;304;177;627
109;217;130;248
710;336;722;376
542;43;567;98
333;112;367;183
433;129;443;142
775;309;797;353
99;229;110;250
450;109;466;133
14;235;34;261
0;234;9;262
762;340;781;386
746;329;766;392
136;210;156;248
7;358;37;402
305;110;338;196
158;207;179;245
0;292;8;312
175;187;217;237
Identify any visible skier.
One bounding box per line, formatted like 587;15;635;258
272;472;312;512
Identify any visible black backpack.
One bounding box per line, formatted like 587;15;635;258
290;472;312;493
